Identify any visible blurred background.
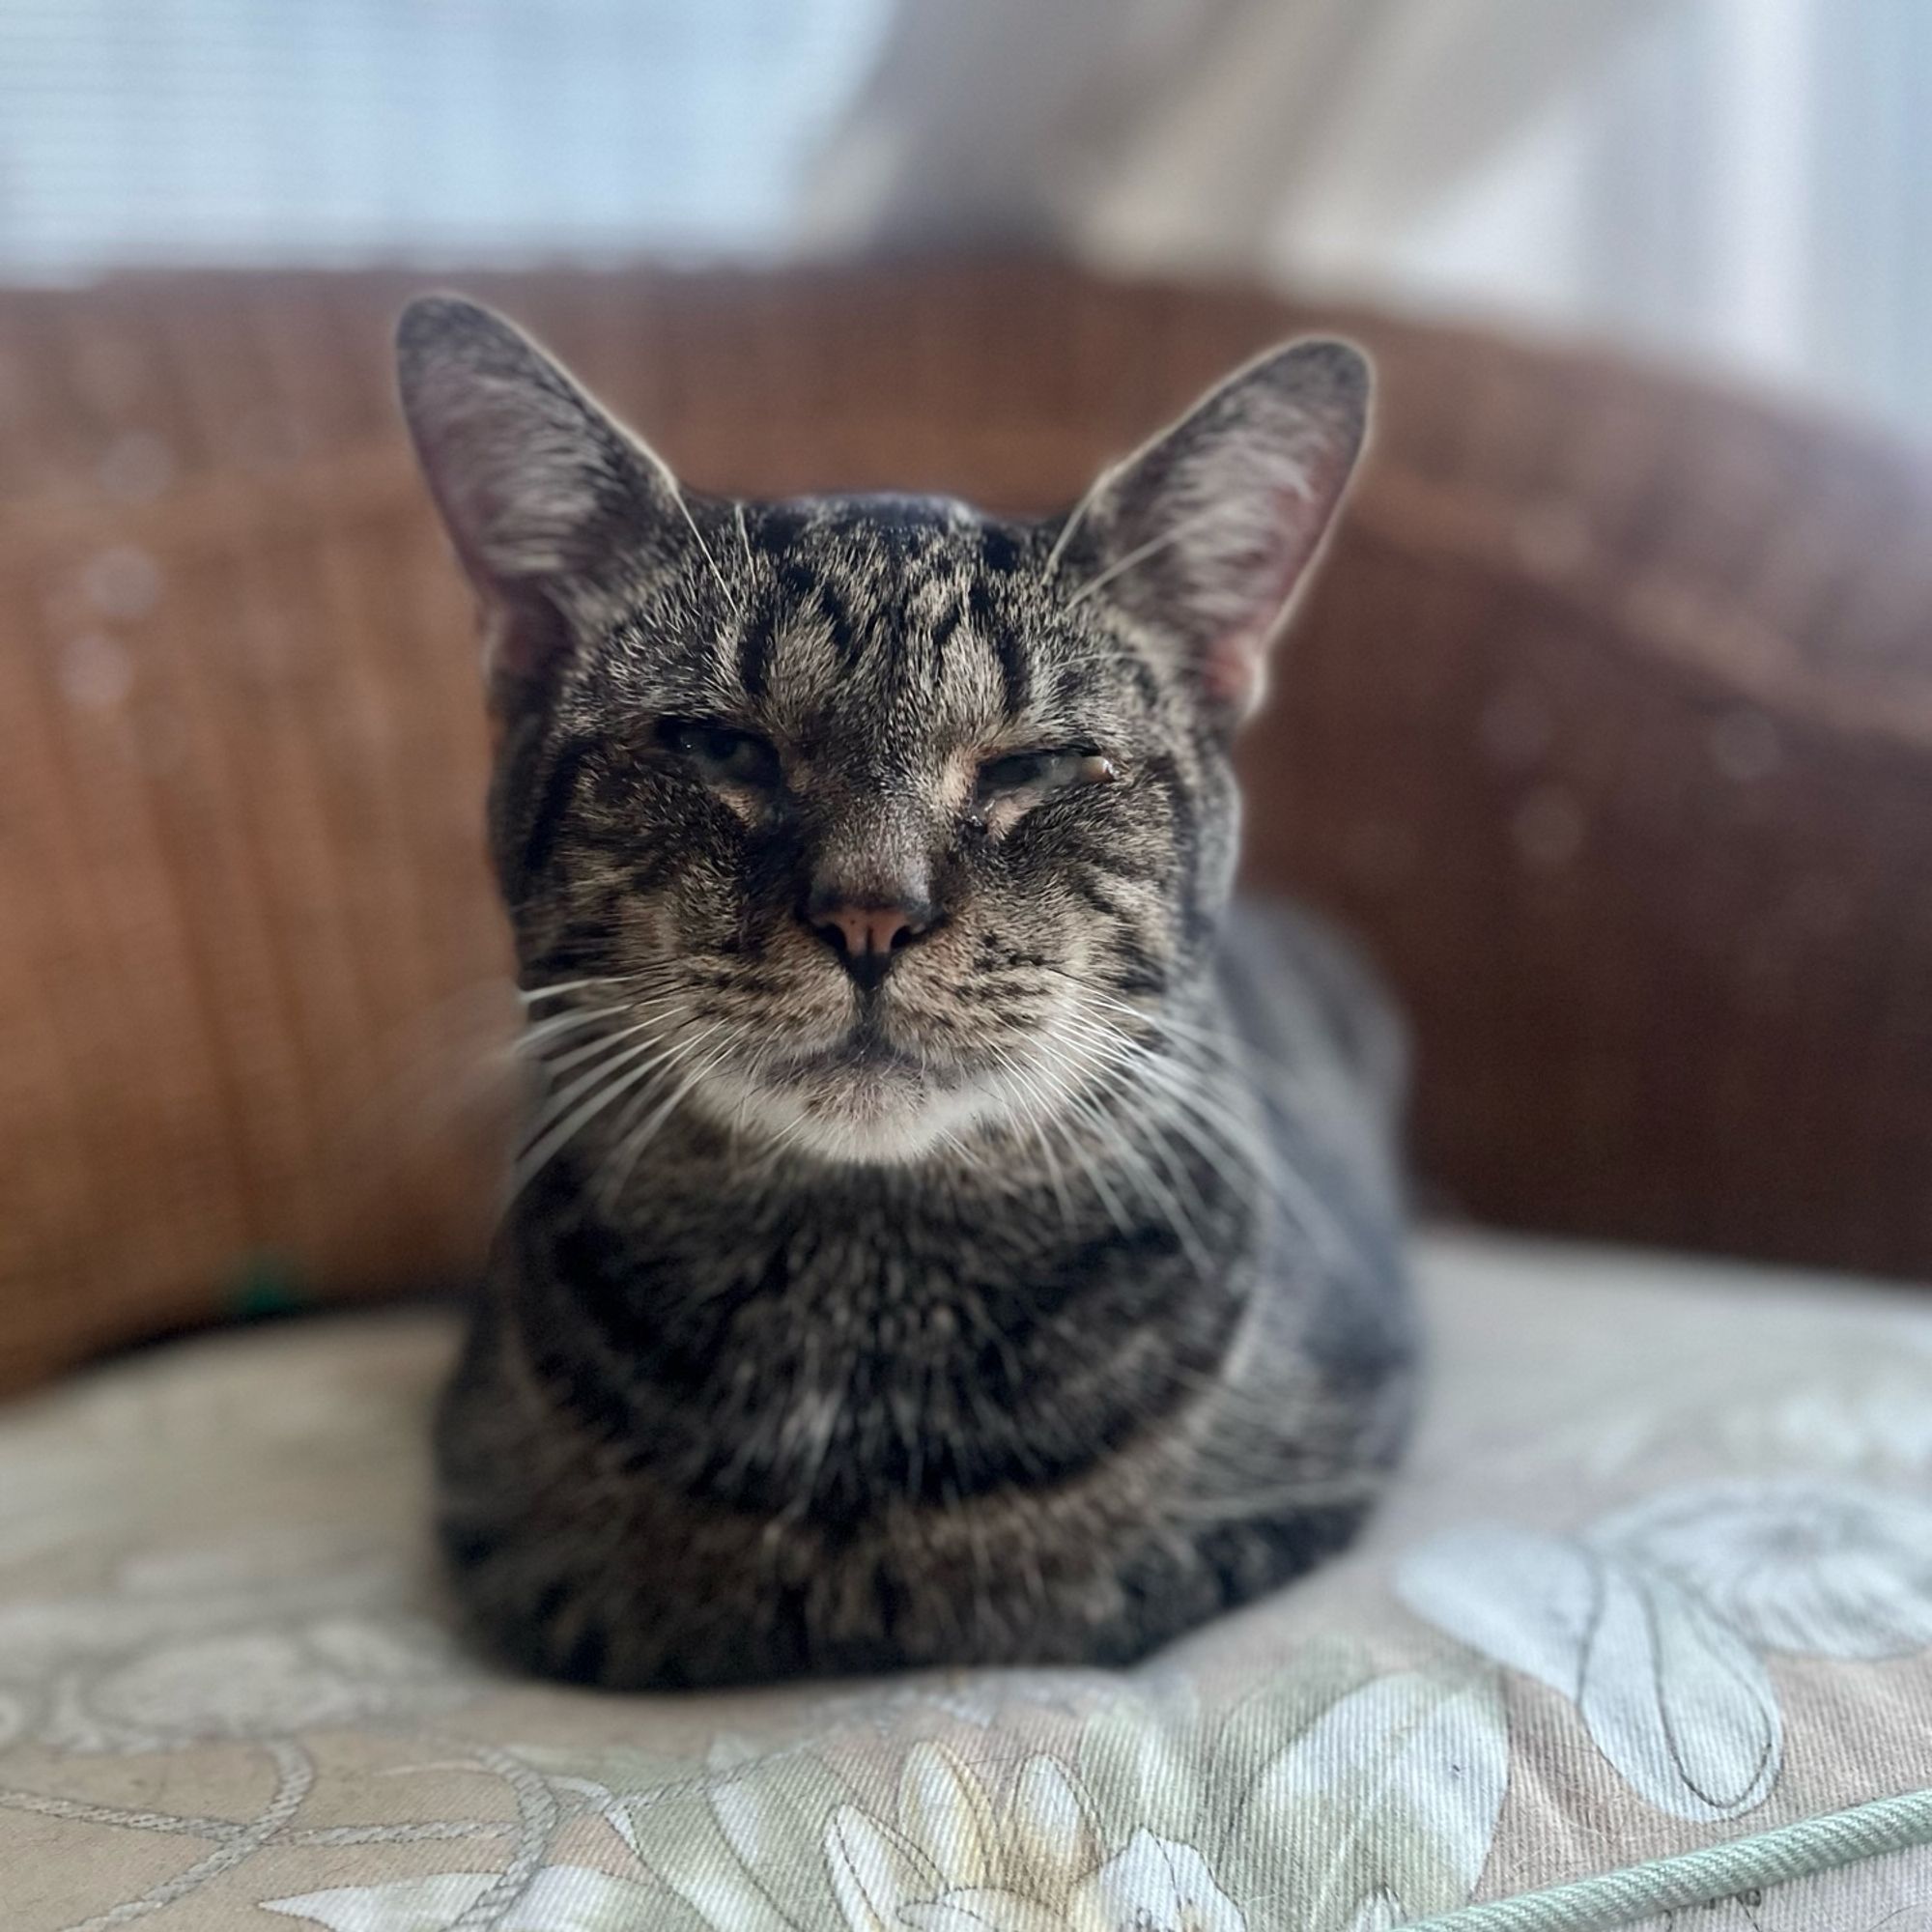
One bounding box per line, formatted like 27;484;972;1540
4;0;1929;431
8;0;1932;1391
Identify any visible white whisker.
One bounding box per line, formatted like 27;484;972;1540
516;1004;631;1053
519;977;630;1006
1106;1025;1357;1271
985;1043;1077;1231
592;1024;729;1209
1018;1033;1142;1240
1043;998;1360;1271
1041;455;1118;581
1055;1055;1215;1276
669;480;742;619
510;1028;697;1195
528;995;691;1080
1064;501;1226;610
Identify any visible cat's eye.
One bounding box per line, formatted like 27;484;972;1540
976;748;1116;803
659;719;781;789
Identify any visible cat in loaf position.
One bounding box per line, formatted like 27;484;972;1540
396;296;1415;1689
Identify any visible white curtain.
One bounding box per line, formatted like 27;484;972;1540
804;0;1668;278
0;0;892;278
806;0;1932;435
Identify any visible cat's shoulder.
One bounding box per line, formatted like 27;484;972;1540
1217;895;1407;1114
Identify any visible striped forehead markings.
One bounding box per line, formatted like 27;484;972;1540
724;509;1046;722
969;578;1031;716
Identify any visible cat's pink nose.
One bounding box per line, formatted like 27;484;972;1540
807;895;933;991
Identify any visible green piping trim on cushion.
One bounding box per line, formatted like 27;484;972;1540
1400;1787;1932;1932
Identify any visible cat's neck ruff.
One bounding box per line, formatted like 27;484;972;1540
567;1021;1269;1237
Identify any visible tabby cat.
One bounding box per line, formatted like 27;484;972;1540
397;297;1414;1690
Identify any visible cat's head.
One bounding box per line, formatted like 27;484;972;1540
397;298;1367;1164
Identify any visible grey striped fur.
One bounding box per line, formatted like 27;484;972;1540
397;298;1414;1688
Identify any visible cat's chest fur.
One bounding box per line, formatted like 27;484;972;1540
498;1127;1264;1517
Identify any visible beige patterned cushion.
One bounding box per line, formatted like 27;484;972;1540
5;1233;1932;1930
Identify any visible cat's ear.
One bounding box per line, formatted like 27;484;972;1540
395;295;682;695
1054;339;1369;725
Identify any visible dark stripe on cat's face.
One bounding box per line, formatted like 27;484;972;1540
733;604;778;702
489;495;1235;1163
969;579;1031;717
927;594;965;664
514;735;596;895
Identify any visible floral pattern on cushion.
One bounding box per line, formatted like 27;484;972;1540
4;1233;1932;1930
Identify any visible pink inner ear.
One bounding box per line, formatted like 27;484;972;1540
1198;439;1352;714
1203;618;1279;713
483;588;575;700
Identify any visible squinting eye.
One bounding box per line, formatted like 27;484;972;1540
977;748;1117;801
660;719;781;789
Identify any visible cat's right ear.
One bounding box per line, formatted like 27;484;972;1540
395;296;679;699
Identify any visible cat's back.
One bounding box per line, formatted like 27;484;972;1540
1213;895;1414;1379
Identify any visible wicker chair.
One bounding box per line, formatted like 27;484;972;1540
4;258;1932;1391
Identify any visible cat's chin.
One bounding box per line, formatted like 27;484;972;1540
692;1058;1007;1167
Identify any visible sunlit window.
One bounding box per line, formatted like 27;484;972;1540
0;0;891;280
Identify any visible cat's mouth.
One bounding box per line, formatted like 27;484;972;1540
680;973;1102;1165
779;1019;930;1081
691;1012;1003;1163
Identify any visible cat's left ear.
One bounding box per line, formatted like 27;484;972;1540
1054;339;1369;726
395;295;690;701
